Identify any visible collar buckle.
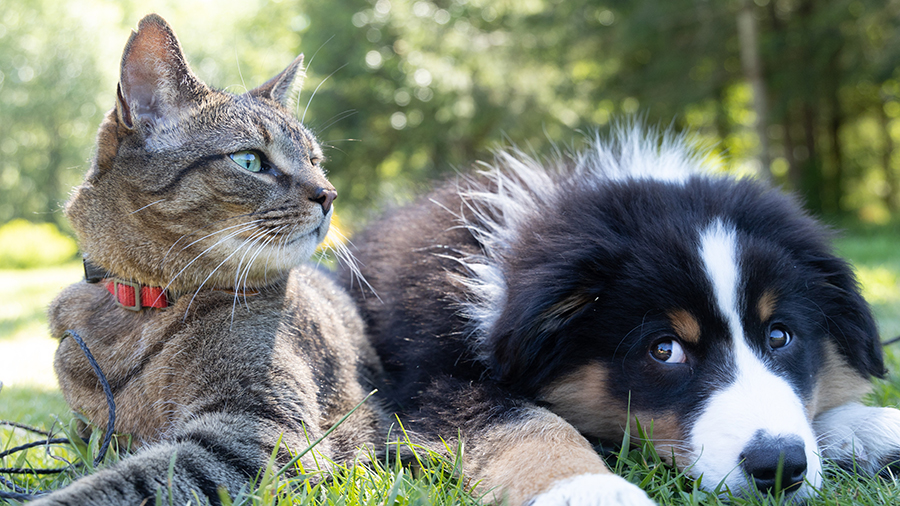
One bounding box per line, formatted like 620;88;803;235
111;279;142;311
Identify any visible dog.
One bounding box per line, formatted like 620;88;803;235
342;125;900;505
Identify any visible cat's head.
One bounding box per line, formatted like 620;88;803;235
67;14;335;293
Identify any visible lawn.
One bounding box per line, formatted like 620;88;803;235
1;223;899;505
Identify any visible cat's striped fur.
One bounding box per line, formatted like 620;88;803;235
33;14;385;505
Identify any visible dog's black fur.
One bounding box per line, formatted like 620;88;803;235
341;129;896;504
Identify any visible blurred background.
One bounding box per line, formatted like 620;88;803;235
2;0;900;230
0;0;898;393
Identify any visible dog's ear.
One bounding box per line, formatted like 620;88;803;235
808;253;885;379
486;254;613;395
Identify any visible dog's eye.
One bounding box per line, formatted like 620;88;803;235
768;325;792;350
651;339;686;364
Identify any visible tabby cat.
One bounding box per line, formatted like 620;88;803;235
32;14;385;505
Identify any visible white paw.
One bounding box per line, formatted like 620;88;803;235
814;402;900;475
529;473;655;506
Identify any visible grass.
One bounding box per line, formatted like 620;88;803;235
1;223;900;505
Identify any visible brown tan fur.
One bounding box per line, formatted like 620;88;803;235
757;290;778;323
539;363;686;465
33;14;384;506
807;340;873;417
467;409;611;505
667;309;701;345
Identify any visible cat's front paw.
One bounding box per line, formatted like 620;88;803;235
814;402;900;476
528;473;655;506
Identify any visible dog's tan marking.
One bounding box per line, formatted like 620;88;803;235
668;309;701;344
757;290;778;322
539;363;628;441
807;340;872;417
470;408;610;505
631;412;688;466
539;363;691;468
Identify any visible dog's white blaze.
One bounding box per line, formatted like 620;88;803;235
689;220;822;496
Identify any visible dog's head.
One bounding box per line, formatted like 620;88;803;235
456;127;883;498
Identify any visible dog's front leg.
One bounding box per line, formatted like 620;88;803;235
465;406;654;506
814;402;900;476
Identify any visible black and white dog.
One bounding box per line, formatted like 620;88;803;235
343;125;900;505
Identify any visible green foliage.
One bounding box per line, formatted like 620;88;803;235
0;0;106;230
0;220;78;269
3;0;900;228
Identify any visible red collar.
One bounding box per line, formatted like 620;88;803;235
104;278;169;311
84;258;169;311
84;258;258;311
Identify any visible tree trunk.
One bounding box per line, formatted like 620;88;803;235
737;0;772;181
826;50;844;213
784;113;801;190
879;94;899;212
801;102;826;212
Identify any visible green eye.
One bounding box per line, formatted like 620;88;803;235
230;150;263;172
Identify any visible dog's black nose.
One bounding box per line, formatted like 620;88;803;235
740;432;807;495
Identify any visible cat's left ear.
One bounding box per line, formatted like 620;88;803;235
247;54;305;113
117;14;208;132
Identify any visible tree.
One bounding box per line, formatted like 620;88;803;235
0;0;105;229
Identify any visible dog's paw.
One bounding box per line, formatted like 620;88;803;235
529;473;655;506
814;402;900;476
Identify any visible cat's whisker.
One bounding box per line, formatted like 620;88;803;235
129;199;167;215
180;219;265;252
232;230;266;293
321;138;361;144
301;63;348;125
281;223;299;265
297;34;336;119
242;228;283;300
320;138;361;157
163;217;262;264
185;228;268;322
165;223;260;294
235;48;248;93
230;229;275;319
316;109;358;135
324;227;380;301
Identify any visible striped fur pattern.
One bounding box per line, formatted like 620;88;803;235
33;15;385;505
343;126;898;504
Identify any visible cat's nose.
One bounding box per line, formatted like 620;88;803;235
312;187;337;215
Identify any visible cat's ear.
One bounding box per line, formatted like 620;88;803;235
116;14;208;132
247;54;306;113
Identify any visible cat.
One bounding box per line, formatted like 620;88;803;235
31;14;385;505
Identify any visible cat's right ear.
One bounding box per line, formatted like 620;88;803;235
247;54;306;113
116;14;208;132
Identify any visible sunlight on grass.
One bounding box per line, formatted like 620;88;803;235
856;265;900;306
0;263;82;342
857;265;900;341
0;263;81;391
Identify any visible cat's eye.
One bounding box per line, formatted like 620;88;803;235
650;339;686;364
230;151;263;173
768;325;792;350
